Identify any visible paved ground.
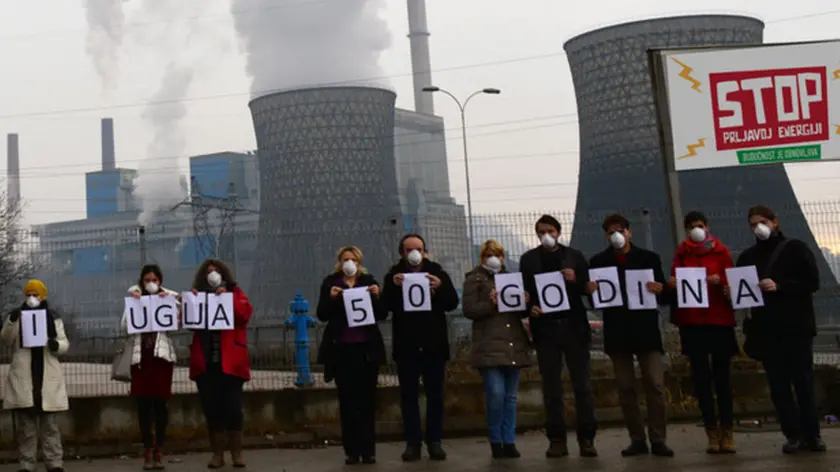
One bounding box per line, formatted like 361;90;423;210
37;425;840;472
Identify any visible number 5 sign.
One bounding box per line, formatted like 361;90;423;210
342;287;376;328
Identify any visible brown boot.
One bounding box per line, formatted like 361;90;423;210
143;448;154;470
720;427;736;454
228;431;246;468
207;432;226;469
705;427;721;454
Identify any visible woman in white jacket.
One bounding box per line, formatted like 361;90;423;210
1;280;69;472
122;264;178;470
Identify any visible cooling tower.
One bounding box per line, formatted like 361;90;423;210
565;15;838;324
248;87;401;312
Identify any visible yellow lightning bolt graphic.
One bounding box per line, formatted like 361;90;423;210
833;69;840;80
671;57;703;93
678;138;706;159
833;125;840;135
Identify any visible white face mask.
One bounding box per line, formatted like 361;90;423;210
144;282;159;294
754;222;772;241
483;256;502;274
207;270;223;288
26;296;40;308
342;259;358;277
540;234;556;249
609;231;626;250
406;249;423;266
689;227;707;243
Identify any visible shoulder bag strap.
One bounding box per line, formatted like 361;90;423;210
763;239;791;278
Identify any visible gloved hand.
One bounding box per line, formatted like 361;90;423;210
48;339;59;353
8;311;19;323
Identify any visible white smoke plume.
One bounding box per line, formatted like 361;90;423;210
230;0;392;98
83;0;126;93
130;0;205;226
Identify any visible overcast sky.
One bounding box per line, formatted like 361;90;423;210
2;0;840;239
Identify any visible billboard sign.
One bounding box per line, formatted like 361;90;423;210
656;41;840;171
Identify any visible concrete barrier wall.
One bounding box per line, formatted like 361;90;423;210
1;362;837;459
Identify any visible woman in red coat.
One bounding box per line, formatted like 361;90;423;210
188;259;253;469
669;211;737;455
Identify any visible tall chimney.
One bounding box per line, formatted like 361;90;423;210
6;134;20;213
407;0;435;115
101;117;116;171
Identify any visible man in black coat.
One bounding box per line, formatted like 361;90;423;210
519;215;597;458
587;213;673;457
736;205;825;454
382;234;460;462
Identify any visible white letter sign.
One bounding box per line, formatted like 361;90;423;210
402;273;432;312
676;267;709;308
725;266;764;309
150;295;179;332
125;296;151;334
208;293;234;331
588;267;623;309
625;269;658;311
181;292;205;330
534;272;570;313
494;273;526;313
21;309;47;348
343;287;376;327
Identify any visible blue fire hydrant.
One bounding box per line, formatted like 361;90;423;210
284;291;316;387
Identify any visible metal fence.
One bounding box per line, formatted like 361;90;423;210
2;200;839;396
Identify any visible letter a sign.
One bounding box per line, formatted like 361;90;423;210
725;266;764;309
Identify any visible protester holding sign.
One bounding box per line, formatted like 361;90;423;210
587;214;673;457
462;240;534;459
0;280;69;472
736;205;825;454
382;233;459;462
121;265;178;469
188;259;253;469
519;215;597;459
668;211;737;454
315;246;386;465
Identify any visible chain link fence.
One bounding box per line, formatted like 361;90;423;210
0;201;838;396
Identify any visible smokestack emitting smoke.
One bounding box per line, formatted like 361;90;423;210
230;0;392;98
83;0;126;93
406;0;434;115
6;134;20;213
101;118;116;171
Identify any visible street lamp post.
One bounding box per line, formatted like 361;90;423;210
422;86;501;267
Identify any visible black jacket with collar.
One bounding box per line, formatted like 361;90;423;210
383;258;460;361
519;244;590;343
589;244;666;355
736;232;819;338
315;272;387;382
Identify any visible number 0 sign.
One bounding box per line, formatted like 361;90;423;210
342;287;376;328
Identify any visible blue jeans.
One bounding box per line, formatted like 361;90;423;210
480;367;520;444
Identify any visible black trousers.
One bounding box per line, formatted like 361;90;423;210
196;371;245;432
396;353;446;446
334;343;379;457
136;397;169;448
762;337;820;441
687;353;733;427
534;318;597;443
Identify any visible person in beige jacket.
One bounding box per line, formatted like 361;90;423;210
1;280;69;472
462;240;534;460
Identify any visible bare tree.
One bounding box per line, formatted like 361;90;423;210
0;195;44;311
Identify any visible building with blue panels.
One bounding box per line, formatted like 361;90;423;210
189;151;259;209
85;169;137;218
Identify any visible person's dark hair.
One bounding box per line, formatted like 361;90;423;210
535;214;561;233
747;205;777;221
398;233;426;255
683;211;708;229
601;213;630;232
138;264;163;289
192;258;236;290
